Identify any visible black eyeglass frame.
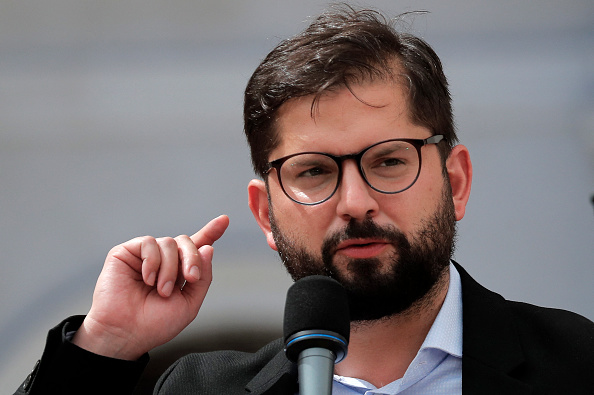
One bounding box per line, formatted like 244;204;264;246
265;134;445;206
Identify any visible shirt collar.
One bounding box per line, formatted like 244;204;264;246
419;262;463;358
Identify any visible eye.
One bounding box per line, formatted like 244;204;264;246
377;157;405;167
284;154;336;179
365;152;411;180
297;165;332;178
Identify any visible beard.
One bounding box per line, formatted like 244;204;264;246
269;183;457;323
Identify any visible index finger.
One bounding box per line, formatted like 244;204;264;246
190;215;230;247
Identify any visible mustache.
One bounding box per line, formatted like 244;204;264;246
321;218;408;258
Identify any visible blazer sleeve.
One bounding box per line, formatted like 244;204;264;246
13;315;149;395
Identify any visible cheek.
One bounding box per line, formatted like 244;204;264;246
378;197;418;233
272;201;333;245
380;180;444;232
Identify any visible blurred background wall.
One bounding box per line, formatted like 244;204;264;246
1;0;592;392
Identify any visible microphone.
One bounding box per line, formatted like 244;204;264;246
283;275;350;395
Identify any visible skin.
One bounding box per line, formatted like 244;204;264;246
72;215;229;360
248;78;472;386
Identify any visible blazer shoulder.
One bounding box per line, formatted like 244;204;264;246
154;338;288;394
508;300;594;354
457;262;594;393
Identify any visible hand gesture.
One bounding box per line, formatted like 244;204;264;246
72;215;230;360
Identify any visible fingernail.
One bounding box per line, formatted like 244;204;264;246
190;266;200;280
162;281;174;297
147;272;156;286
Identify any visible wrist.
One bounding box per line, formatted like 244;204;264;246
71;317;145;361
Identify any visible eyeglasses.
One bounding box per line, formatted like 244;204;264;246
266;135;444;205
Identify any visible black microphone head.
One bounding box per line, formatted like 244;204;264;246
283;275;350;362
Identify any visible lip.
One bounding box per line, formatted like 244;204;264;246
334;239;390;259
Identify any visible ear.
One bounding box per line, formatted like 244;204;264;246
446;145;473;221
248;179;278;251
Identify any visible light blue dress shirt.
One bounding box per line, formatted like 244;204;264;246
331;263;463;394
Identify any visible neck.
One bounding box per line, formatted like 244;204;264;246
334;267;450;388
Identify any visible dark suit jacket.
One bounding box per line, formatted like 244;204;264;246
16;263;594;394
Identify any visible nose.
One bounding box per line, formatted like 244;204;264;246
335;160;379;221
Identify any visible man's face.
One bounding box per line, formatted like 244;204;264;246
256;80;462;321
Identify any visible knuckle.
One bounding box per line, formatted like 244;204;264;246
108;244;132;261
139;235;157;247
108;244;124;255
157;236;177;248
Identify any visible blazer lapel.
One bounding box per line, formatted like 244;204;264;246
455;262;533;395
245;346;298;395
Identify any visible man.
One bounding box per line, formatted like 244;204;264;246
15;6;594;395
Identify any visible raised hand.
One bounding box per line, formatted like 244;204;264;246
72;215;230;360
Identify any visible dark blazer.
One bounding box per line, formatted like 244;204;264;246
16;263;594;394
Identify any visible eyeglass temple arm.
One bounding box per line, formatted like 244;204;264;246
424;135;444;145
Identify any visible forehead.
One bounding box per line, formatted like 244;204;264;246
272;80;429;157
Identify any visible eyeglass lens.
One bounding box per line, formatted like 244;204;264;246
279;140;420;204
